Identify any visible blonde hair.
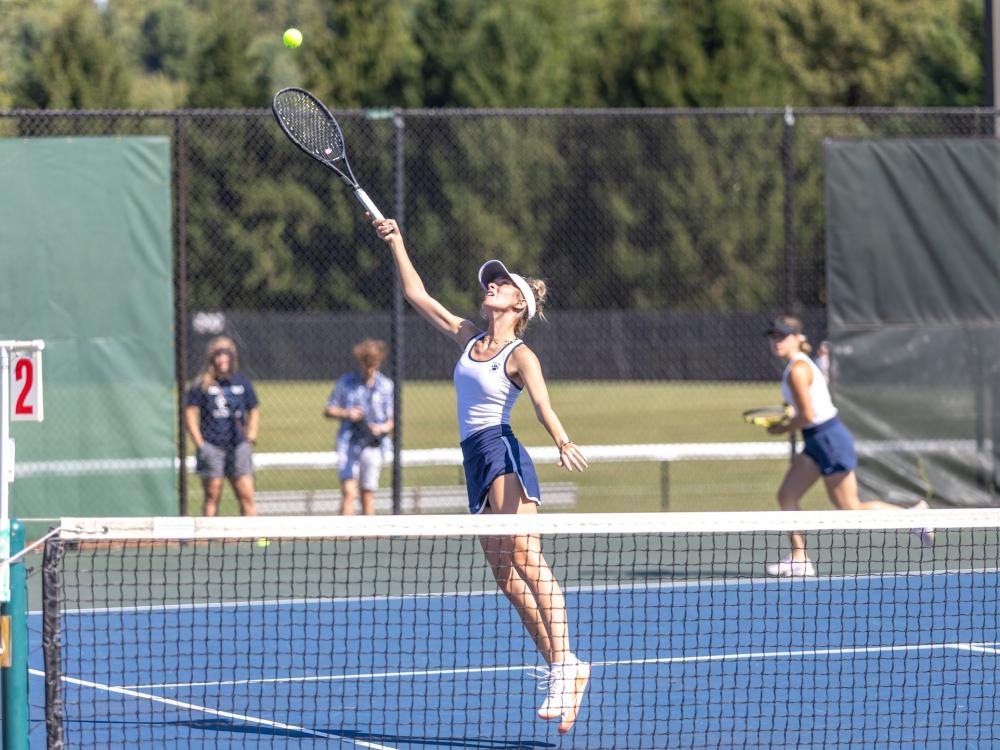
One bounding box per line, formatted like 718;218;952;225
196;336;239;392
776;314;812;356
352;338;387;369
515;277;547;338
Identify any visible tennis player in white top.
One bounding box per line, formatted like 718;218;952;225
764;316;934;577
372;216;590;733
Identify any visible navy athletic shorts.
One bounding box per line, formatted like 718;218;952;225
460;424;541;514
802;417;857;475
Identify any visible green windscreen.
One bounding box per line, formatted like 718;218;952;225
825;138;1000;508
0;137;176;520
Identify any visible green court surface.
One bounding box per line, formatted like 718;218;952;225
198;380;832;516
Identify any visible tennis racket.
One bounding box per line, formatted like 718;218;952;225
271;87;384;220
742;405;793;428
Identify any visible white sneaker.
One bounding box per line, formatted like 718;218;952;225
909;500;936;546
765;555;816;577
536;655;591;732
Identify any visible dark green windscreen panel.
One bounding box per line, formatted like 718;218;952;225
826;139;1000;508
0;137;175;519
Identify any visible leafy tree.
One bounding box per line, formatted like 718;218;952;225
298;0;422;108
16;0;132;109
910;0;984;106
449;0;578;107
185;1;268;108
759;0;983;106
409;0;479;107
137;0;192;78
568;0;783;107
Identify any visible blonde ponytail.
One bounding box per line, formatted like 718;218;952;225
516;277;547;337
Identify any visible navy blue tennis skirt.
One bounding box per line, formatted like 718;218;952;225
460;424;541;514
802;417;857;475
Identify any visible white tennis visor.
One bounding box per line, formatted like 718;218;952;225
478;259;536;320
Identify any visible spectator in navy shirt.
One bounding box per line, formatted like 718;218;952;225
185;336;260;516
324;339;395;515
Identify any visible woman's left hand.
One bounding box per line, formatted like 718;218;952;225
558;442;588;472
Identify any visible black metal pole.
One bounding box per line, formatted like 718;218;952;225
782;106;796;312
391;112;405;515
782;106;798;461
986;2;999;494
173;116;190;516
986;0;995;109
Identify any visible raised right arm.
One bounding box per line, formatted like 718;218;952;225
373;218;479;346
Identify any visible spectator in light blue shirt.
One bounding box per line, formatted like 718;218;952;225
323;339;394;515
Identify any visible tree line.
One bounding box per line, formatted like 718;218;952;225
0;1;988;315
1;0;984;111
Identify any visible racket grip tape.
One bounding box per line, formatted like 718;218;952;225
353;189;384;220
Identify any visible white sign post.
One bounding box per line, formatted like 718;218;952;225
0;340;44;603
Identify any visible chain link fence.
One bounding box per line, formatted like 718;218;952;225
2;107;994;515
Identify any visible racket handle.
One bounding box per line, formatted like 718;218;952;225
353;189;384;220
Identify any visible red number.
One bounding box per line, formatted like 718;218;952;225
14;359;33;416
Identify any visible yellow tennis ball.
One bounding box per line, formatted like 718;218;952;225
255;537;271;548
283;28;302;49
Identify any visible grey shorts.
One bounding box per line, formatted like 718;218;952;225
340;445;384;491
197;441;253;479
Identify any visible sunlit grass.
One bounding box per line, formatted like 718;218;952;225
202;380;829;515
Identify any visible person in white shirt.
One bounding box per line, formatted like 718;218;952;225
372;215;590;734
763;316;933;577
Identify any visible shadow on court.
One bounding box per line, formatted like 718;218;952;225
577;563;751;581
166;719;558;748
331;728;557;749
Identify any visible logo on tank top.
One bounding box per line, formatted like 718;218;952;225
491;362;500;372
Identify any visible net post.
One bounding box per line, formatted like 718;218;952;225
1;519;29;749
42;532;65;750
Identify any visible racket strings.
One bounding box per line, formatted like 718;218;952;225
275;91;345;163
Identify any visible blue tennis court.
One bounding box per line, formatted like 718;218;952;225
27;562;1000;749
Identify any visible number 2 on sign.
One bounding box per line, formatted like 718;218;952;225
12;352;43;422
14;359;32;416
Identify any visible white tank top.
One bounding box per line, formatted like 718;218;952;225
781;352;837;427
454;334;523;441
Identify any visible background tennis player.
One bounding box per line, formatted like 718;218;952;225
763;316;934;577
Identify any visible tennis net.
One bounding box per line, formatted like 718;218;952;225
40;509;999;749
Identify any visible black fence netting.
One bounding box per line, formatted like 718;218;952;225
2;107;995;513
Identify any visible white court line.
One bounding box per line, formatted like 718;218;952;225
31;642;1000;746
955;643;1000;655
592;641;1000;667
119;641;1000;691
27;668;398;750
127;663;533;690
30;564;1000;617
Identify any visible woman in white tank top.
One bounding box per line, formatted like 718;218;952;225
372;215;591;734
763;316;934;578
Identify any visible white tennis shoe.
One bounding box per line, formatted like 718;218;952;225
765;555;816;577
909;500;936;546
535;655;591;732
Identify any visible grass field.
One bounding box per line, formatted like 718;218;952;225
200;380;832;516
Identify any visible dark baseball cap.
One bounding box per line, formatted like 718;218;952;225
764;318;802;337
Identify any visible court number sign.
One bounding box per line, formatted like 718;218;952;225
11;351;43;422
